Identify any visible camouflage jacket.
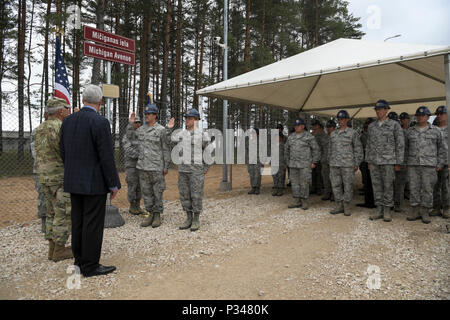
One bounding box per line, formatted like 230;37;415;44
172;128;211;174
285;131;321;169
34;117;64;186
438;126;448;166
30;128;38;174
122;123;140;169
365;119;405;165
314;130;329;164
136;122;171;172
328;127;363;168
272;137;286;168
405;124;447;168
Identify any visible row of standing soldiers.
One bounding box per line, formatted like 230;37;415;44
246;100;449;224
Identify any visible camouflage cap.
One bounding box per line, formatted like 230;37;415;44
46;97;70;111
134;115;142;123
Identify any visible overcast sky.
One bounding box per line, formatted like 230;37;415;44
346;0;450;45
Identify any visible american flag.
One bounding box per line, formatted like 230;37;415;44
54;36;71;106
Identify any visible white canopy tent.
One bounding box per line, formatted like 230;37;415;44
197;38;450;119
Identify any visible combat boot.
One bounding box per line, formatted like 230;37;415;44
254;188;260;195
276;189;284;197
429;208;442;217
442;208;449;219
301;199;309;211
52;243;73;262
407;206;421;221
383;206;392;222
370;206;384;221
248;188;256;195
191;212;200;232
272;188;278;196
288;198;302;209
129;201;142;215
344;202;351;217
420;207;431;224
152;212;162;228
136;200;146;215
330;202;344;215
48;240;55;260
179;211;193;230
140;212;154;227
41;217;46;234
394;205;403;213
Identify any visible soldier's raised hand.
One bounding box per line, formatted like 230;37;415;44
168;117;175;129
130;112;136;123
74;107;80;113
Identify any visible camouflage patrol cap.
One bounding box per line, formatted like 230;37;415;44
46;97;70;111
134;115;142;123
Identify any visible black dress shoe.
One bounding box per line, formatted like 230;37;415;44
83;265;117;278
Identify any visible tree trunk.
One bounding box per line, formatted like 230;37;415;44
27;0;36;133
91;0;105;85
72;0;82;109
154;0;161;101
195;0;207;112
42;0;51;119
17;0;26;161
174;0;182;127
160;0;172;124
137;11;151;116
243;0;251;130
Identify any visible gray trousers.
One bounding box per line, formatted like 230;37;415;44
178;171;205;213
322;163;332;196
408;166;437;208
126;167;142;203
290;167;312;200
394;167;408;209
433;165;449;210
330;166;355;203
139;170;166;213
370;164;395;207
248;164;262;188
272;165;286;189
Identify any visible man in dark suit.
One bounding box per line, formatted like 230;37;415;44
60;84;121;278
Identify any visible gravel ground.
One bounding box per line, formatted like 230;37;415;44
0;191;449;300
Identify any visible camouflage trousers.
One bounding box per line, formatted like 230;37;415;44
433;165;449;210
272;165;286;188
321;163;332;196
178;171;205;213
290;167;312;200
139;170;166;213
408;166;438;208
125;167;142;203
33;173;46;219
370;164;395;207
42;184;71;246
394;167;408;209
311;163;323;192
330;167;355;203
248;164;262;188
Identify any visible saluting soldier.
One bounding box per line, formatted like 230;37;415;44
285;118;321;211
405;106;447;224
174;109;210;232
329;110;364;216
366;100;405;222
35;98;73;262
137;104;171;228
431;106;449;219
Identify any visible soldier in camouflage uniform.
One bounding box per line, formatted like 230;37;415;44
247;128;263;195
285;118;321;210
319;120;335;201
431;106;449;219
405;106;447;224
34;98;73;262
392;112;410;212
123;114;146;215
31;111;48;233
366;100;405;222
137;104;171;228
329;110;364;216
272;128;287;197
173;109;210;232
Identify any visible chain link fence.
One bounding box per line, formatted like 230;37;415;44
0;101;366;227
